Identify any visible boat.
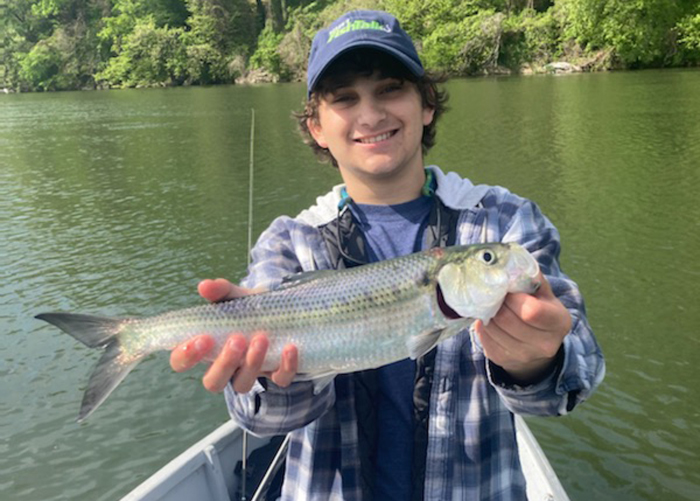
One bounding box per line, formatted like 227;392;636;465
122;414;570;501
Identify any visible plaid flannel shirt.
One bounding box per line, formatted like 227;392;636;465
224;166;605;500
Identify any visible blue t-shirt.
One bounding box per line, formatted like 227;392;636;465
351;195;433;500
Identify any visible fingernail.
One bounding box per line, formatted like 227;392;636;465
226;337;243;356
194;337;208;353
284;350;295;366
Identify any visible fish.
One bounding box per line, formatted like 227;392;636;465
36;242;540;422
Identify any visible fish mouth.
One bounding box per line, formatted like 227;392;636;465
436;284;462;319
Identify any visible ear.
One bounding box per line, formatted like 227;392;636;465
422;105;435;127
307;117;328;148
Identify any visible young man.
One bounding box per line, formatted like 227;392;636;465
171;10;605;500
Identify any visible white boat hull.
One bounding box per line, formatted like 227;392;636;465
123;415;569;501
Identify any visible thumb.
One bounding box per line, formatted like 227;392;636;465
533;272;555;299
198;279;257;303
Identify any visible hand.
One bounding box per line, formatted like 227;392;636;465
474;273;571;384
169;278;299;393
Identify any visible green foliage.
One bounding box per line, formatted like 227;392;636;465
277;0;376;80
421;11;506;75
675;13;700;65
558;0;682;66
382;1;562;74
383;0;485;40
185;0;255;53
498;8;562;69
96;0;254;87
18;40;61;90
250;25;286;77
181;0;255;84
97;18;186;87
2;0;699;91
520;9;562;62
31;0;62;18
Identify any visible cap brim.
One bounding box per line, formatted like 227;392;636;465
308;41;424;96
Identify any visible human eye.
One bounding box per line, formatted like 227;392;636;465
329;91;356;105
379;80;404;95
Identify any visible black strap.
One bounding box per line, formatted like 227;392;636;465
320;207;369;270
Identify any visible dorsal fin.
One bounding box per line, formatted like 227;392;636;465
279;269;337;288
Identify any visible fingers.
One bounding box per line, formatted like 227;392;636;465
173;328;297;394
201;333;281;394
202;334;249;393
478;317;559;383
533;272;555;299
475;273;573;383
502;292;550;331
270;345;299;387
503;280;570;335
197;278;259;303
230;334;269;394
170;335;216;372
474;318;524;364
487;297;566;359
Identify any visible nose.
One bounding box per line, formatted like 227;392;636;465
356;95;387;128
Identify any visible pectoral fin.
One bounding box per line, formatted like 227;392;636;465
406;321;474;360
311;374;337;395
293;371;337;395
406;328;445;360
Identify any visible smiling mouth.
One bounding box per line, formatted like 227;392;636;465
355;130;397;144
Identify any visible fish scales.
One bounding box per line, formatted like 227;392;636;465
35;243;541;421
121;250;443;373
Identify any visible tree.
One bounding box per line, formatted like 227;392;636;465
2;0;699;91
675;11;700;65
97;17;186;87
558;0;682;66
182;0;255;83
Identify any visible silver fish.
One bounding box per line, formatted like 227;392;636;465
36;242;540;421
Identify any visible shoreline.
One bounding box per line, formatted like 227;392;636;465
2;63;698;94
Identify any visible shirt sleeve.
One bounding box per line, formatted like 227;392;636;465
225;379;336;437
485;194;606;416
224;216;336;435
240;216;305;291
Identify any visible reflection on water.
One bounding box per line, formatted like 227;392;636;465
1;70;699;500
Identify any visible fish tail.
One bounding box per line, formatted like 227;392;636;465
35;312;140;422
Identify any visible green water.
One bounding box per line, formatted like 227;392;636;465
1;70;699;500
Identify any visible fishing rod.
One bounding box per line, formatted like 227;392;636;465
241;107;255;501
240;107;291;501
247;109;255;265
250;435;290;501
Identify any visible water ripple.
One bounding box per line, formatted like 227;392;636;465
3;71;700;501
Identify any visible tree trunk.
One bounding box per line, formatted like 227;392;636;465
259;0;285;32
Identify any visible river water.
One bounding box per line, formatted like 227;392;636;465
1;69;699;500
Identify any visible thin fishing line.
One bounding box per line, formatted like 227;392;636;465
247;108;255;265
241;108;255;501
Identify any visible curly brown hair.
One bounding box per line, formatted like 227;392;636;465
295;48;448;168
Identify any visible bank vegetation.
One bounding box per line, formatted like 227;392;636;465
1;0;699;91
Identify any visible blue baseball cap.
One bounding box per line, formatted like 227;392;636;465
306;10;424;97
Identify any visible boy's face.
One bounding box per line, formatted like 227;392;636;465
307;71;434;189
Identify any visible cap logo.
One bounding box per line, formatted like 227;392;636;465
327;19;392;43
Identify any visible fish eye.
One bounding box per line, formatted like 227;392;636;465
479;250;496;265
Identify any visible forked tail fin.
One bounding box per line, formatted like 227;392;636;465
35;313;140;422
